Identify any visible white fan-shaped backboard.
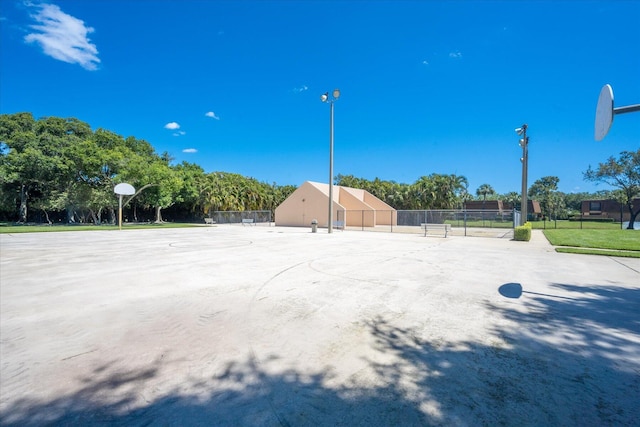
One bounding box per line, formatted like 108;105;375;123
595;84;614;141
114;183;135;195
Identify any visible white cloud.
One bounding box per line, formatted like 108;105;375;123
449;51;462;59
183;148;197;153
293;85;308;93
24;3;100;70
173;131;186;137
164;122;180;130
205;111;220;120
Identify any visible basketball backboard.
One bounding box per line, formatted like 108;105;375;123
114;183;135;195
594;84;614;141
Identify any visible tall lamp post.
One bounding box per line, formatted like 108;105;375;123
321;89;340;233
515;125;528;225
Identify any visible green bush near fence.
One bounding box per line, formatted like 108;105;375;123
514;222;532;241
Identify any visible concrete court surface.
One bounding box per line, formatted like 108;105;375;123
1;225;639;426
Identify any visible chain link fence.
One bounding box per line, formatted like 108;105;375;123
208;210;272;225
536;212;629;229
342;209;516;237
207;209;626;232
339;209;626;235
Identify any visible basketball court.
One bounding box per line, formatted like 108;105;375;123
1;226;638;425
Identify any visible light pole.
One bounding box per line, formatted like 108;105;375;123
515;125;528;225
321;89;340;233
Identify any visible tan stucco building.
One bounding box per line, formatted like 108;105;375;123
275;181;397;228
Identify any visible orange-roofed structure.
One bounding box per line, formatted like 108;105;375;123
275;181;397;228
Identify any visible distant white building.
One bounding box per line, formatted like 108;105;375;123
275;181;397;228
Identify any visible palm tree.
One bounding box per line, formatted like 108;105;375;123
476;183;496;226
412;176;436;209
476;183;496;203
501;191;520;210
449;174;469;209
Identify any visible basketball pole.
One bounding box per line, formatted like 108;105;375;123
118;194;123;231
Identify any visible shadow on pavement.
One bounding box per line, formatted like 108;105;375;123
2;283;638;426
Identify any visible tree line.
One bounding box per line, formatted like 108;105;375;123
335;174;624;221
1;113;637;226
0;113;295;224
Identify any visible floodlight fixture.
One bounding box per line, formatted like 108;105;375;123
321;93;328;102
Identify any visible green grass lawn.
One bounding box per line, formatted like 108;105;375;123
543;229;640;258
0;222;201;233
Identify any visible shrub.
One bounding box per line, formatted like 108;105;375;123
514;221;532;241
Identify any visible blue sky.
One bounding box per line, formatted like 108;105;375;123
1;1;639;195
